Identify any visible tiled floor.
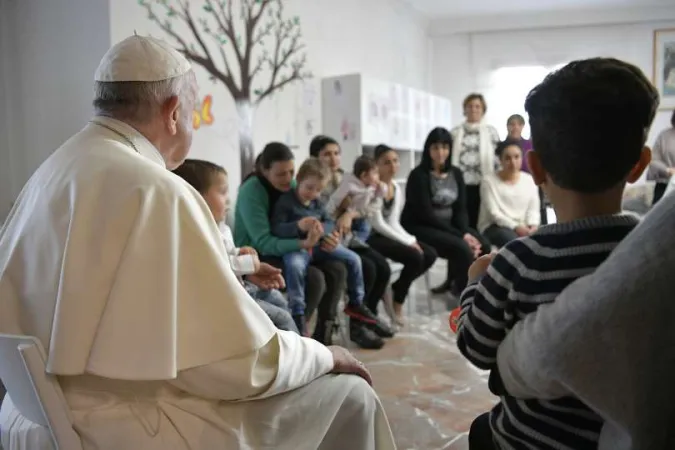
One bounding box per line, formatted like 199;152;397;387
349;263;496;450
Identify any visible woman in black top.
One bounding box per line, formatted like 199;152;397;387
401;127;490;297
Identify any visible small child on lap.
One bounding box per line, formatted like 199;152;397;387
456;58;657;449
271;158;384;349
326;155;383;248
172;159;299;334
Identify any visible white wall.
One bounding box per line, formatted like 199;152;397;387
431;20;675;148
0;0;110;220
109;0;431;188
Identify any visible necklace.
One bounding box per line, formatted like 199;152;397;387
90;120;140;154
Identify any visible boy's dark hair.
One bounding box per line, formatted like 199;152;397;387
374;144;394;160
507;114;525;125
353;155;377;178
463;93;487;114
309;135;339;157
671;110;675;127
172;159;226;195
420;127;454;172
525;58;658;193
496;139;523;158
296;157;330;183
258;142;294;170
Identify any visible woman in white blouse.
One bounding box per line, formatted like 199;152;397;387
367;144;437;324
478;140;541;247
450;93;501;230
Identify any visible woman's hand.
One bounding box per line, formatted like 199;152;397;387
249;263;285;290
528;225;538;234
298;217;321;232
320;231;341;252
463;233;482;257
515;226;530;237
239;246;257;256
336;211;355;236
410;241;424;254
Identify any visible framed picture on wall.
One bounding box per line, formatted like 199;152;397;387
653;28;675;110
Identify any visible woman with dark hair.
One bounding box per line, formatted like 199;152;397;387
478;139;540;248
368;144;437;324
450;93;500;231
401;127;490;298
310;135;394;332
234;142;347;345
647;110;675;205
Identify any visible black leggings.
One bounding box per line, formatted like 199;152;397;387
352;246;391;313
483;224;518;248
261;256;346;322
405;225;489;294
367;234;437;304
653;181;668;206
466;184;481;230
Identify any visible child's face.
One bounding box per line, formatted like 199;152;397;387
507;119;524;139
204;172;229;223
360;168;379;187
318;144;341;172
297;176;326;203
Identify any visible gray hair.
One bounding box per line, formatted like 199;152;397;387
93;71;197;124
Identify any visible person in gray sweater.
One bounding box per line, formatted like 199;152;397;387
494;141;675;447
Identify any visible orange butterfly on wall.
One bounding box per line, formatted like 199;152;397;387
193;95;214;130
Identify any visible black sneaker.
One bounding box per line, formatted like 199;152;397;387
431;280;452;295
349;320;384;349
312;319;334;346
344;303;378;324
367;320;395;338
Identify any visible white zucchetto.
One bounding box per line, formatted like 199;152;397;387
94;35;191;82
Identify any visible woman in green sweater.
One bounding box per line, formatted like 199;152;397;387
234;142;346;344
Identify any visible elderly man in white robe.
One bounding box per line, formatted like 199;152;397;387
0;36;396;450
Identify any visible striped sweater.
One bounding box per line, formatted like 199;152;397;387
457;214;640;450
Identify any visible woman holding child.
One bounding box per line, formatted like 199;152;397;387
234;142;347;345
368;144;438;324
310;136;395;323
401;127;490;299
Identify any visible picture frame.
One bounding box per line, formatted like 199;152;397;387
653;28;675;110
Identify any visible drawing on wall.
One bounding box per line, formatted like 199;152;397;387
140;0;311;177
653;28;675;109
192;94;215;130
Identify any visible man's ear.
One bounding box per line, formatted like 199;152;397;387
626;146;652;183
161;95;180;135
527;151;546;186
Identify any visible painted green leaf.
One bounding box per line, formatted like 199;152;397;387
293;16;300;25
167;7;176;16
253;89;263;96
203;4;213;12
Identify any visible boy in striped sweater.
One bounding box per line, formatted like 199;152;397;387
456;58;658;450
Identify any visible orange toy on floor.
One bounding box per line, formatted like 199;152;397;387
449;307;461;333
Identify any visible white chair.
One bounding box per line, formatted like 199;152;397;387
0;334;82;450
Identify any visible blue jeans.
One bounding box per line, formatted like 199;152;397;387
283;244;365;316
244;281;299;333
351;218;371;242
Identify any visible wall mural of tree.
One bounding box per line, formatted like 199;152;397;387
139;0;311;177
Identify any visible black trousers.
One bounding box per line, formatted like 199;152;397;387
483;224;518;248
405;225;490;294
367;234;437;304
653;181;668;206
352;247;391;313
469;412;496;450
262;256;346;322
466;184;481;230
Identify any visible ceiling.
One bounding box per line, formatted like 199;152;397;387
403;0;673;17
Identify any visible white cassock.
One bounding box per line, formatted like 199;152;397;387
0;116;396;450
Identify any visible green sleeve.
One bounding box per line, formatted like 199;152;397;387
237;179;302;256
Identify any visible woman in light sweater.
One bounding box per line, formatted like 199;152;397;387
478;139;540;247
647;110;675;205
450;93;501;233
367;144;437;324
